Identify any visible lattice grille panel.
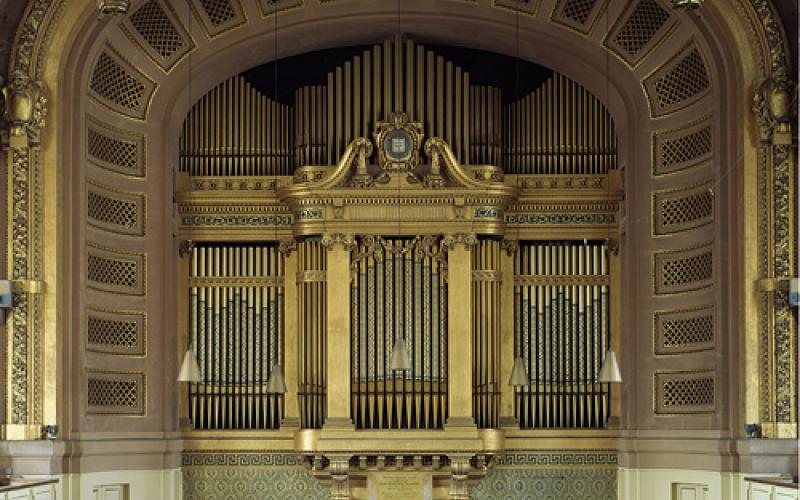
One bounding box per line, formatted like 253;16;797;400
612;0;671;59
655;246;713;294
129;0;185;59
87;372;144;415
655;307;714;354
662;253;712;287
199;0;236;25
88;255;137;288
87;309;144;355
664;377;714;407
561;0;596;24
90;52;147;115
87;246;144;295
655;183;713;234
87;187;141;235
87;127;142;175
658;126;712;174
646;48;709;114
664;315;713;347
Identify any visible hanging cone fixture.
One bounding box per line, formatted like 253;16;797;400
267;364;287;394
508;356;530;387
598;349;622;383
177;349;201;383
390;336;411;371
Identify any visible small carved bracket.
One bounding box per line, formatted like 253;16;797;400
321;233;356;251
1;70;47;139
442;233;477;251
178;240;195;258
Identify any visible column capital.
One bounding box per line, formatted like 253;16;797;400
321;233;356;251
442;232;477;251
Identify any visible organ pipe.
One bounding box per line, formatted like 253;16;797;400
503;72;617;174
180;76;293;176
514;241;610;429
350;237;448;430
188;243;284;430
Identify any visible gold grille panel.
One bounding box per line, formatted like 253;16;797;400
89;49;155;119
87;182;144;236
655;306;714;354
128;0;189;67
199;0;236;26
653;182;713;234
655;371;714;414
655;245;713;294
87;371;144;415
645;46;710;115
87;245;145;295
87;309;145;356
655;123;712;175
86;118;145;176
561;0;596;25
609;0;671;64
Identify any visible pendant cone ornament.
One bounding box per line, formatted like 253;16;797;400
177;349;201;383
267;364;287;394
598;349;622;383
508;356;530;387
390;336;411;371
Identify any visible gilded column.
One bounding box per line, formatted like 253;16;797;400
444;233;476;428
753;66;798;438
322;234;355;429
499;239;518;427
280;240;300;428
2;71;47;440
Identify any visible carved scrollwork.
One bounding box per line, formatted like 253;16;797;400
277;239;298;256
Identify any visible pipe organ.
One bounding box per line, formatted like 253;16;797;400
188;243;285;430
179;37;616;176
350;236;449;430
175;37;623;469
514;241;611;429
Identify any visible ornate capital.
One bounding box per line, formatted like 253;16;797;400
277;239;298;256
321;233;356;251
1;70;47;138
448;455;472;500
753;65;796;142
442;233;477;251
501;238;519;256
328;455;351;500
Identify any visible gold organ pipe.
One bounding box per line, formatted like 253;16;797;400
406;40;414;122
462;72;469;165
373;44;381;132
454;67;462;163
354;57;361;141
415;46;424;131
445;61;453;150
363;50;372;155
436;56;444;142
345;61;352;149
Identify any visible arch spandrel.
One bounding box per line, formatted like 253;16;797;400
0;0;794;489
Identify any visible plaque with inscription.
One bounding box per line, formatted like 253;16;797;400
367;472;432;500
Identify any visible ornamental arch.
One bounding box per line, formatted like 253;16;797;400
0;0;794;494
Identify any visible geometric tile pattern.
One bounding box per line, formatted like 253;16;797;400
182;453;327;500
471;466;617;499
